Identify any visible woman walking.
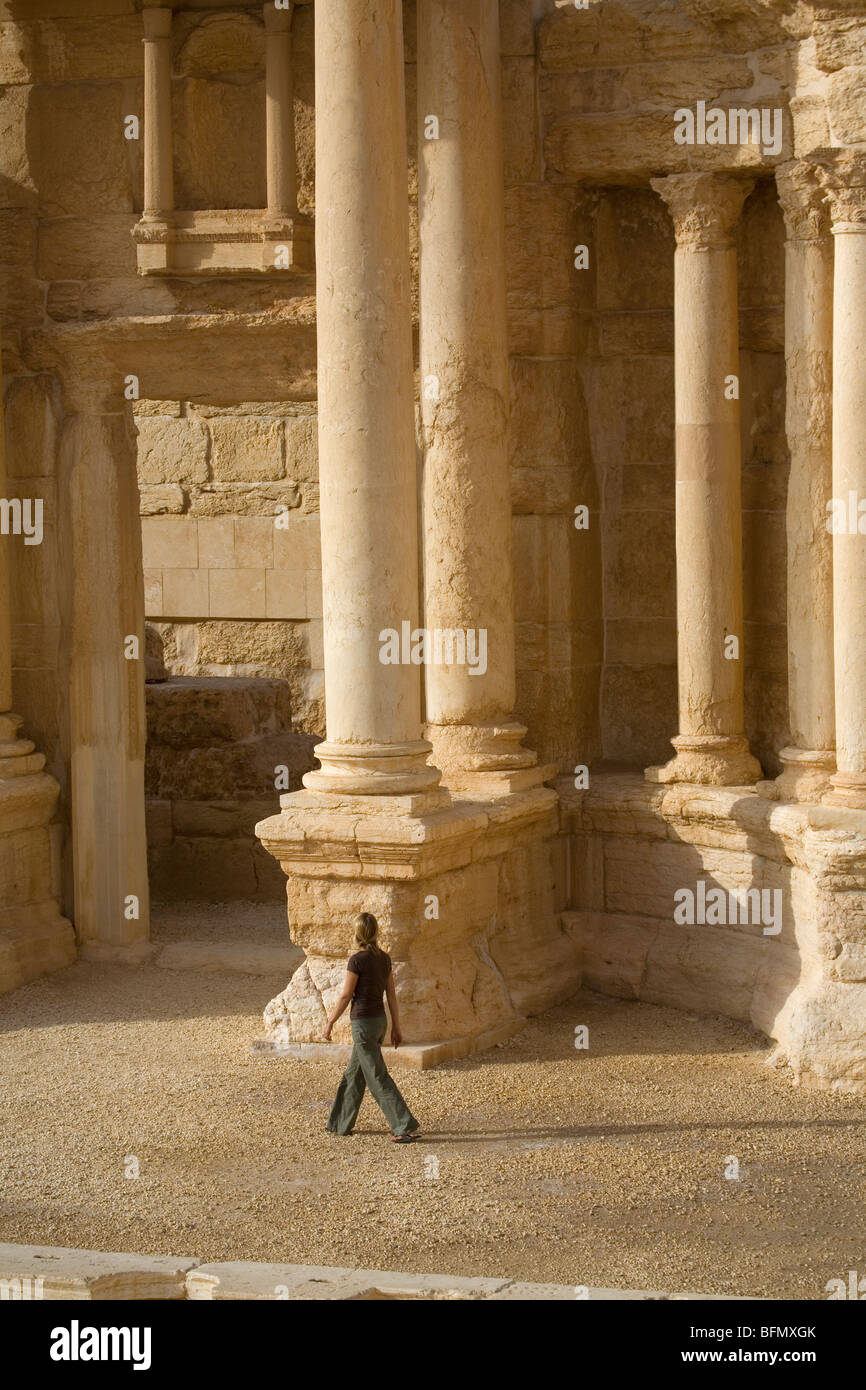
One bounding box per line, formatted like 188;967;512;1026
323;913;421;1143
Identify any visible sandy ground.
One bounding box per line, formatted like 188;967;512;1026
1;949;864;1299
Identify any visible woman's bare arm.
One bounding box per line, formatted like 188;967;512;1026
385;970;402;1048
322;971;358;1040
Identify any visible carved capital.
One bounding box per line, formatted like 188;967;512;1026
815;150;866;231
775;161;831;243
651;173;755;249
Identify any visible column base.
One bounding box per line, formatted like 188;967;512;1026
0;713;76;994
302;739;442;797
773;747;836;803
822;772;866;810
425;720;549;797
255;782;581;1056
645;734;762;787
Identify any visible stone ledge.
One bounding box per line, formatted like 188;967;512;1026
0;1243;761;1301
251;1015;525;1070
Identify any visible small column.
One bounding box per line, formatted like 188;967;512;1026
417;0;539;792
302;0;439;798
820;153;866;809
774;162;836;801
646;173;761;786
142;6;174;223
264;1;297;220
59;390;151;953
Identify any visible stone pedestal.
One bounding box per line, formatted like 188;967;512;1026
256;783;579;1062
646;175;761;788
773;162;836;803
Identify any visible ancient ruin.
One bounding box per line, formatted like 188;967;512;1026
1;0;866;1093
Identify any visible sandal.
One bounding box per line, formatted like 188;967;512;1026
391;1132;418;1143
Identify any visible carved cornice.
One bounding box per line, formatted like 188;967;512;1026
650;173;755;249
775;161;831;243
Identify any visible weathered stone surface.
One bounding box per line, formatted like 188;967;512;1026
0;1243;196;1299
136;417;209;488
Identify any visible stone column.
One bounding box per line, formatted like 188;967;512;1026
417;0;540;794
646;173;761;786
142;6;173;223
302;0;439;798
58;386;150;954
820;154;866;809
774;162;835;801
264;1;297;220
0;325;75;992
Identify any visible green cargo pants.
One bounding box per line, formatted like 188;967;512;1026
326;1014;419;1136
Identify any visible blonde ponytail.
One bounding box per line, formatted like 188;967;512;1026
354;911;383;955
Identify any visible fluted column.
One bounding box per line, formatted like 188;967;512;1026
646;173;761;786
142;6;173;223
773;162;836;801
302;0;439;798
59;393;150;952
417;0;539;792
820;153;866;809
264;1;297;220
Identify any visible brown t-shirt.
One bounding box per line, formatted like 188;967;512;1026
347;949;392;1019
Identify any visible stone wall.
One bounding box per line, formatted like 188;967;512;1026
146;676;317;901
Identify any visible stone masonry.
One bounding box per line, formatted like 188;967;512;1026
0;0;865;1089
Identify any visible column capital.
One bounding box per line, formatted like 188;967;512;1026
775;161;832;243
142;6;172;40
264;1;293;33
816;150;866;232
650;173;755;248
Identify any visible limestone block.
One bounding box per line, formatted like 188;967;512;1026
0;84;32;202
586;357;674;468
825;67;866;144
174;76;266;212
161;569;209;620
642;921;765;1020
502;57;539;183
136;417;209;488
143;570;163;615
197;517;235;570
563;910;653;999
0;1244;197;1299
208;569;266;619
595;189;674;312
284;414;318;484
603;668;676;765
265;569;306;620
209;418;284;483
27;83;134;216
37;215;139;280
509;357;595;512
141;517;198;571
605;618;677;668
139;485;185;516
538;4;644;70
148;837;263;902
144;799;172;848
234;517;274;571
597;311;674;356
604;510;675;619
188;482;301;518
0;910;76;995
499;0;534;56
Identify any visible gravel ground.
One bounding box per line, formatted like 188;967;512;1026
0;958;864;1299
